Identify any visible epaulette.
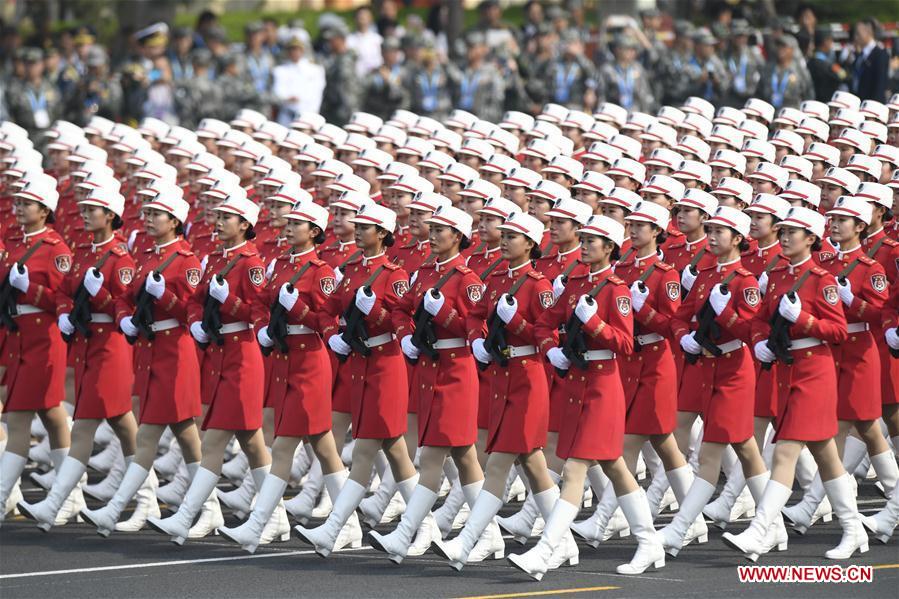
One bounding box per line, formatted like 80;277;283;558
881;237;898;247
526;270;545;281
418;261;437;270
311;258;326;267
654;260;673;271
770;262;790;272
810;266;829;277
608;274;626;286
177;248;194;257
240;247;257;257
110;244;129;257
383;262;401;271
858;254;876;266
454;264;473;275
615;258;635;269
735;267;752;277
666;240;687;250
41;236;61;245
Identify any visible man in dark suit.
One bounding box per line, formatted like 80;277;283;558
848;18;889;102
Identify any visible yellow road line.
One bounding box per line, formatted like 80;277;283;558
453;586;620;599
873;564;899;570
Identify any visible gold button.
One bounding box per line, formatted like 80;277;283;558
450;353;456;359
806;351;812;357
36;318;41;324
98;328;104;334
233;336;238;341
300;344;306;349
165;330;171;336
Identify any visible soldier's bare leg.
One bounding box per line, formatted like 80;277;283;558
674;411;700;456
404;413;418;462
5;411;37;457
418;446;451;491
599;457;640;497
68;419;102;463
650;434;688;470
560;458;590;505
732;436;768;480
884;405;899;443
451;445;484;486
107;411;138;458
38;404;71;451
695;442;727;485
235;429;271;470
307;431;344;473
262;407;275;447
476;428;489;469
543;431;565;474
269;436;302;481
853;419;890;457
172;419;202;463
481;451;518;498
331;411;352;456
382;435;416;482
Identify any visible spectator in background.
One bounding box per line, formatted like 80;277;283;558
469;0;515;52
217;52;264;121
66;46;122;125
658;20;701;106
362;36;408;119
690;29;731;106
848;18;889;102
758;34;812;109
520;1;544;44
807;28;847;102
544;29;597;111
407;38;451;120
321;22;360;127
175;48;222;128
243;21;275;96
722;19;763;107
375;0;401;39
597;34;655;113
447;32;504;124
5;47;62;136
168;27;195;81
272;36;325;125
347;6;383;77
192;10;218;49
262;17;282;61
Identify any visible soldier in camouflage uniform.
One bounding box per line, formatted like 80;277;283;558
446;33;505;124
722;19;764;107
362;37;408;120
542;29;597;111
688;29;732;107
658;21;703;106
216;52;264;122
5;48;62;137
175;49;223;129
65;46;122;125
596;34;656;113
757;35;814;110
405;39;453;121
518;24;556;113
321;24;361;127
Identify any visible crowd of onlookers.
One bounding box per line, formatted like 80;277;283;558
1;1;898;137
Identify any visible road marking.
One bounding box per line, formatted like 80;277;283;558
0;547;370;579
873;564;899;570
453;587;620;599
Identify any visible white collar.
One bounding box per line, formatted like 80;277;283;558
338;239;354;249
23;227;47;241
362;251;386;266
555;245;579;262
788;254;812;274
588;264;611;282
634;249;656;267
507;260;530;277
436;253;460;271
837;244;861;260
484;245;500;256
223;240;248;257
686;235;707;251
757;240;779;255
154;237;180;254
716;256;740;272
416;239;429;250
275;236;287;246
91;234;115;252
867;226;884;238
289;247;315;263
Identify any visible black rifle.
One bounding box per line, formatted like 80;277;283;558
477;270;533;371
262;260;315;357
408;266;460;363
0;240;45;332
681;247;707;299
197;253;245;350
337;264;388;363
631;263;658;354
762;270;813;370
555;276;612;378
127;249;187;345
683;270;739;365
65;249;115;343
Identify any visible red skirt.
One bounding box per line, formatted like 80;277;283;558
486;356;548;454
134;329;201;425
832;333;882;421
341;340;408;439
556;359;624;461
413;349;478;447
2;314;66;413
330;353;352;414
774;345;838;442
875;333;899;406
619;340;677;435
201;329;264;431
680;346;755;444
270;335;333;438
476;367;491;429
753;363;778;419
262;353;276;409
70;324;133;420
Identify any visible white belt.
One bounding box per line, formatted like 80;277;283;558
149;318;180;332
89;313;114;323
12;304;41;316
363;332;394;348
702;339;744;357
507;345;537;358
636;333;664;345
584;349;616;360
286;324;315;335
218;322;252;334
432;338;467;350
789;337;823;350
846;322;869;333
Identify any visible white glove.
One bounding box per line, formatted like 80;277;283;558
83;268;104;297
681;267;698;292
145;273;165;299
119;316;138;337
835;276;853;306
630;281;649;313
328;334;351;355
57;313;75;336
472;338;491;363
334;267;344;286
8;264;29;292
279;282;299;311
758;271;769;296
496;293;518;324
680;332;702;354
190;321;210;343
754;339;776;363
401;334;420;360
885;327;899;350
355;287;376;315
709;283;731;316
209;277;229;303
546;347;571;370
423;289;445;316
257;325;274;348
575;294;597;323
778;293;801;323
552;275;566;300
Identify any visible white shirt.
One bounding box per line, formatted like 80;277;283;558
272;59;326;120
347;29;383;77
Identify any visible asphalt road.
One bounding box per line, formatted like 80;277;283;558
2;468;897;599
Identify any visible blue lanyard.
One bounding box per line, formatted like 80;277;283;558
615;65;635;110
419;71;440;112
770;69;790;108
247;54;269;92
459;71;480;110
26;88;47;113
554;62;578;104
729;54;748;93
